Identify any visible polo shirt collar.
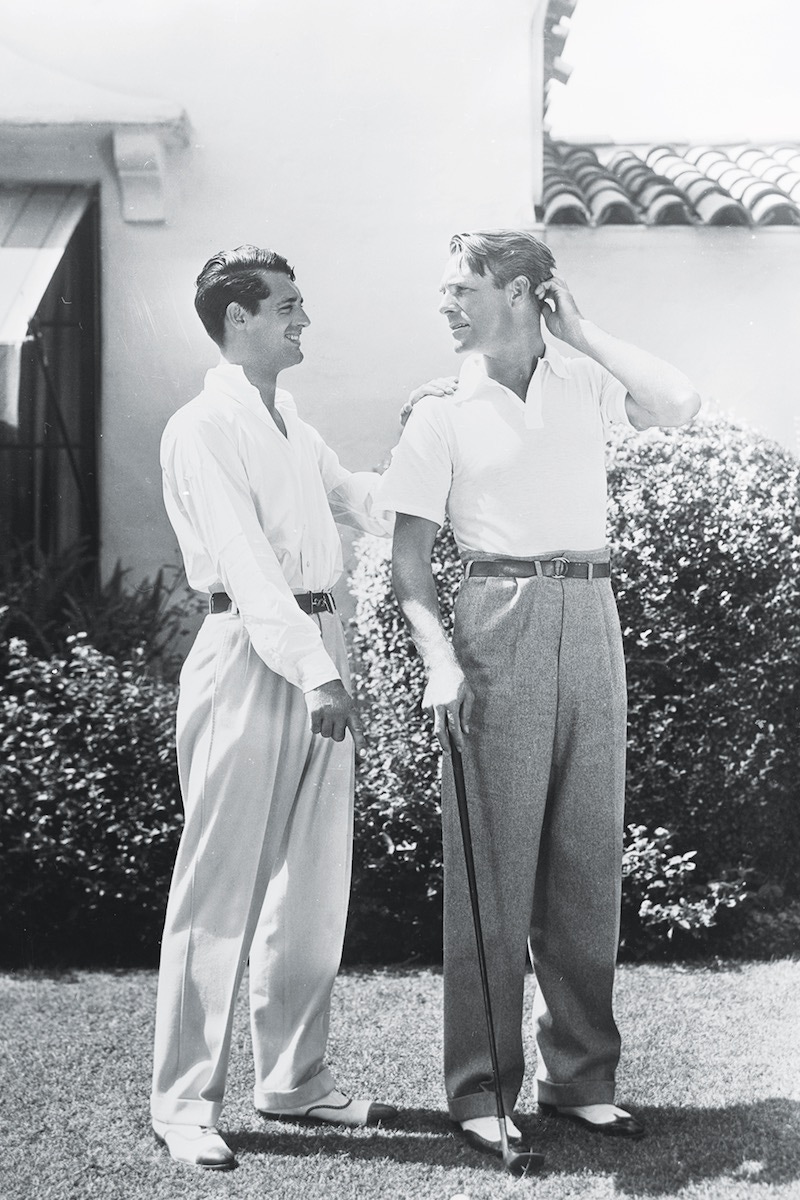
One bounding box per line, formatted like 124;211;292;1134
457;342;567;428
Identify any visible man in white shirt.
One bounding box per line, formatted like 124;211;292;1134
151;245;397;1169
379;229;700;1160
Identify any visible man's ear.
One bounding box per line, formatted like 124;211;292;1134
225;301;249;333
508;274;532;306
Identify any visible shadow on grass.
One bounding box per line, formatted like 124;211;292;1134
226;1099;800;1188
523;1098;800;1193
228;1107;472;1171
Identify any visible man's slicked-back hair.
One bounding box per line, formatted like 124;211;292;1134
194;245;296;347
448;229;555;295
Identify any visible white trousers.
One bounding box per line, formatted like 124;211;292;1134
150;609;354;1126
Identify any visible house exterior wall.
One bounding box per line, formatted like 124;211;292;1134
2;2;797;596
0;0;541;585
544;226;800;455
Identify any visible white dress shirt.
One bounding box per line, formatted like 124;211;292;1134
377;345;632;557
161;360;391;692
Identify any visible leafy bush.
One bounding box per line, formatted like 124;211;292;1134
346;526;459;963
607;419;800;899
0;636;181;966
620;825;749;959
0;541;200;681
348;418;799;961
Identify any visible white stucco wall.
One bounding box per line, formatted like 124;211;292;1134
544;226;800;455
0;0;542;584
2;2;797;594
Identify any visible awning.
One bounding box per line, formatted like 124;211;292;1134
0;184;91;428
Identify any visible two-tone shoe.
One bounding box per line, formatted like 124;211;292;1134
258;1088;398;1128
538;1101;645;1138
153;1120;237;1168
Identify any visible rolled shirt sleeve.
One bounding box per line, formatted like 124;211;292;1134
596;364;633;430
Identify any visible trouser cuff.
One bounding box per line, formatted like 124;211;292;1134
254;1065;335;1112
536;1077;615;1107
448;1088;518;1123
150;1096;221;1127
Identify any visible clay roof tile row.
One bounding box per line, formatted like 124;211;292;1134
543;141;800;227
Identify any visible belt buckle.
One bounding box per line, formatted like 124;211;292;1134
310;592;332;614
552;556;569;578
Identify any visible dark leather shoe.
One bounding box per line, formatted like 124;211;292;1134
363;1102;399;1127
538;1102;645;1138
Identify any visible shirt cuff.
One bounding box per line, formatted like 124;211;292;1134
295;647;342;694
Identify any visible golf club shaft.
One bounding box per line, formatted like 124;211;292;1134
448;733;508;1129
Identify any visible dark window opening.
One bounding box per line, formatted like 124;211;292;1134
0;198;101;574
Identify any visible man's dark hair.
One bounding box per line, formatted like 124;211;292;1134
448;229;555;295
194;245;295;346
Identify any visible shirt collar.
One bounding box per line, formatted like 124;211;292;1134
205;358;294;416
457;342;568;397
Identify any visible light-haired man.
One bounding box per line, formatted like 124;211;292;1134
151;246;397;1169
380;229;700;1159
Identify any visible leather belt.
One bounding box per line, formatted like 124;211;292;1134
209;590;336;615
465;557;610;581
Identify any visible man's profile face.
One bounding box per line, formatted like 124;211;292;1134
239;270;310;373
438;255;515;357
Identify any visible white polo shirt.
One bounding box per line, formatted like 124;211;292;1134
161;360;392;692
377;345;632;557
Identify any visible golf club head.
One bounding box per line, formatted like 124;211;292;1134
503;1146;545;1177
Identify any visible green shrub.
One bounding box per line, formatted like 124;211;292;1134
620;824;749;959
0;636;181;966
348;418;799;961
346;527;459;963
607;419;800;898
0;541;199;681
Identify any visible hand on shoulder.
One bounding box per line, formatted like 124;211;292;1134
400;376;459;426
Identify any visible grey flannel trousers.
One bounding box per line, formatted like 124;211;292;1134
443;552;627;1120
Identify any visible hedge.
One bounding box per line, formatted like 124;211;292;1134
1;417;797;965
345;417;800;961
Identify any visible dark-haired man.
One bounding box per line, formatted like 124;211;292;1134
150;246;397;1169
380;230;700;1159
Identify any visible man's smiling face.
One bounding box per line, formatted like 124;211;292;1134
243;270;310;373
438;255;515;357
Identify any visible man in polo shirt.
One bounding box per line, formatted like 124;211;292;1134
380;229;700;1159
151;245;398;1169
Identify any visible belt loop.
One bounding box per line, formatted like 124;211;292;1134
534;559;543;577
587;562;594;581
464;560;475;579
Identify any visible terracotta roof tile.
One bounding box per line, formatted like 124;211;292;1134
544;140;800;227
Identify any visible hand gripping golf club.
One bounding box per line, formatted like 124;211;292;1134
448;730;544;1177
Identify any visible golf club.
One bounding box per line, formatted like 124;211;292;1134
448;729;545;1177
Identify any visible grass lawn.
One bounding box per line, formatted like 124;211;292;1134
1;960;798;1200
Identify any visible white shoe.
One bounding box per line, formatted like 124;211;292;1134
153;1120;236;1169
460;1115;523;1144
258;1088;398;1127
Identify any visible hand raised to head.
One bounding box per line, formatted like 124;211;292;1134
534;273;586;349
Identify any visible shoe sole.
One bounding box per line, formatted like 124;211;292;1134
257;1106;397;1129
